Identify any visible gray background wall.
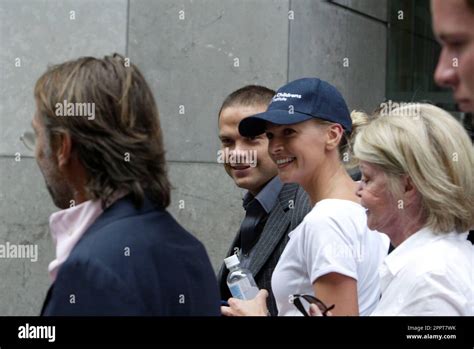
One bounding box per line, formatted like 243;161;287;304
0;0;386;315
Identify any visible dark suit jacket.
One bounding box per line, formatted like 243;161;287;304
41;194;220;316
217;183;312;315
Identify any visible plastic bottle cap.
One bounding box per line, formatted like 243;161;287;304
224;254;240;269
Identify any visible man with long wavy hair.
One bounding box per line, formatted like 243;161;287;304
32;54;220;316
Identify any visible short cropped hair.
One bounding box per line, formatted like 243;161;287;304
218;85;275;117
34;53;171;209
354;103;474;234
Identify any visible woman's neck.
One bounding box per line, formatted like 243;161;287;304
387;205;427;247
305;162;359;206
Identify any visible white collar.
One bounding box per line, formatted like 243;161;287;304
383;227;469;277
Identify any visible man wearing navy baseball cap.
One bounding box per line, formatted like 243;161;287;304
239;78;352;138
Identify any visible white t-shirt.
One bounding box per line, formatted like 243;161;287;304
371;227;473;316
272;199;389;316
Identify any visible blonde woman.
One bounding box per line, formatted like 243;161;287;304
221;78;389;316
351;103;474;315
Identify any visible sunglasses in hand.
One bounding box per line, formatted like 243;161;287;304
291;294;335;317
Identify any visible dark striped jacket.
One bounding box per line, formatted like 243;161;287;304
217;182;312;316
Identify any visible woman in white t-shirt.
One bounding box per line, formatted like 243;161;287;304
221;78;388;316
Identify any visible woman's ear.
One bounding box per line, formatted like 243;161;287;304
402;174;419;204
326;123;344;151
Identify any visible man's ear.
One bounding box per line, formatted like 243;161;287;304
326;124;344;151
55;132;73;169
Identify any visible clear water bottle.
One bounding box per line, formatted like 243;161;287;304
224;254;259;300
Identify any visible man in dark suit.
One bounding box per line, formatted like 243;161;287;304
217;85;312;315
31;54;220;315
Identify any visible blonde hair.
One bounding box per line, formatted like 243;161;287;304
314;110;371;169
354;103;474;234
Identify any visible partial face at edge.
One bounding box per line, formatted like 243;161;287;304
432;0;474;112
32;111;74;209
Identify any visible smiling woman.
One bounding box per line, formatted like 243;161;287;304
222;78;389;317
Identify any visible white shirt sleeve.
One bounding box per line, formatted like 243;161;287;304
301;212;359;284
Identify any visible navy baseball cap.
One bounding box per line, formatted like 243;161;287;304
239;78;351;137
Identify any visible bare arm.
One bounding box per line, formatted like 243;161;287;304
313;272;359;316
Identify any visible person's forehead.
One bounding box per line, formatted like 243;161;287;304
219;104;267;133
432;0;474;34
359;161;377;172
218;110;241;133
221;104;266;120
266;120;309;132
266;123;285;131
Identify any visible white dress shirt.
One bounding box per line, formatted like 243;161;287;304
372;227;473;316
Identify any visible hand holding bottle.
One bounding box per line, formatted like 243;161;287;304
221;289;269;316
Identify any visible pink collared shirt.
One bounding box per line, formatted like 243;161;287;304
48;199;104;282
48;192;127;282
